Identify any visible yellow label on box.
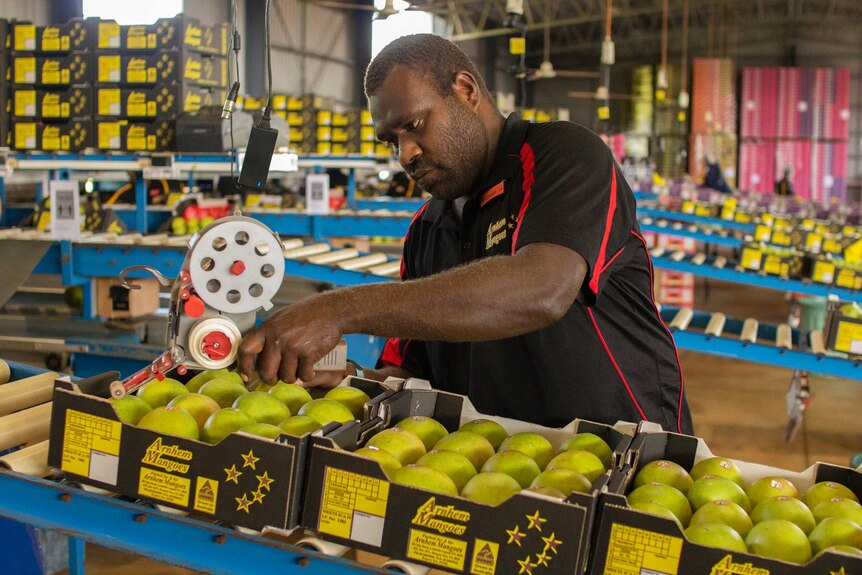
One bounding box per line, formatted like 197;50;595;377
470;539;499;575
763;255;787;276
360;142;375;155
805;233;823;252
15;58;36;84
98;22;121;48
361;110;373;125
61;409;122;481
15;124;37;149
735;212;752;223
128;127;147;150
317;110;332;125
14;25;36;50
139;467;190;507
98;55;120;82
42;126;60;150
834;320;862;355
843;225;857;237
771;230;790;246
407;529;467;571
42;27;63;52
741;247;762;271
754;225;772;242
681;200;695;214
812;260;835;284
802;218;815;230
844;238;862;264
98;122;121;149
360;126;375;142
761;213;774;227
694;205;712;217
823;238;844;254
836;269;862;290
317;126;332;141
129;99;148;117
193;476;219;514
318;467;390;542
98;88;120;115
604;523;682;575
14;91;36;117
128;30;148;50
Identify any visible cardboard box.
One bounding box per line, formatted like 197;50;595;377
95;86;179;118
302;387;636;575
95;17;228;56
94;118;175;152
13;53;91;86
96;277;160;318
12;19;92;53
12;87;92;119
48;374;398;531
590;430;862;575
823;301;862;355
95;51;227;87
11;118;91;151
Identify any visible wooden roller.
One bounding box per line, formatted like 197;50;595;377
649;247;666;257
338;253;389;270
281;238;305;251
0;372;58;416
284;243;330;259
776;324;793;349
367;261;402;277
669;308;694;330
692;253;707;265
0;440;50;477
809;330;826;355
713;256;727;268
740;318;759;343
670;250;686;262
0;402;53;451
135;233;168;245
307;249;360;265
705;313;727;337
0;360;9;384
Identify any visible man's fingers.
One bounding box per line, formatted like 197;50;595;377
257;342;285;384
296;357;316;385
237;331;265;379
278;355;300;385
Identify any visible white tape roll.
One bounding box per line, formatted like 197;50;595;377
187;317;243;370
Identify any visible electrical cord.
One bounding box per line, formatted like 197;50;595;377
261;0;273;127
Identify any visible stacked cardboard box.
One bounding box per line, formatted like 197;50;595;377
10;19;94;151
689;58;737;188
92;15;229;152
0;20;10;148
739;67;850;203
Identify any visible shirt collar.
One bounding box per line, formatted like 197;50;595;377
422;113;529;225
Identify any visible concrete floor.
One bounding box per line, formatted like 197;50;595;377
54;278;862;574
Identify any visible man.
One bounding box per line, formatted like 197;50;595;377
238;34;692;433
703;156;734;195
775;167;794;196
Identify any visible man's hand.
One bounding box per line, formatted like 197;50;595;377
238;296;343;384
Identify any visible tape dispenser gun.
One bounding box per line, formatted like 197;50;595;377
111;214;347;398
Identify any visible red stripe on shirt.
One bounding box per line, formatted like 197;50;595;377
511;143;535;255
587;307;648;422
386;201;430;368
631;230;687;434
589;165;618;295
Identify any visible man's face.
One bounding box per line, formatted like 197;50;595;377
370;66;488;201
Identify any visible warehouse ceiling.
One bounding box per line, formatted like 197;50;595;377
403;0;862;65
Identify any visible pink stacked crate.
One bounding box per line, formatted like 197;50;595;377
655;236;695;308
692;58;736;134
810;141;848;203
777;67;801;138
741;67;778;138
775;140;811;199
739;140;776;194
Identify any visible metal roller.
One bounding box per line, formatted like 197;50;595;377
669;308;694;330
776;324;793;349
381;559;432;575
0;360;9;384
809;330;826;355
0;440;50;477
337;253;388;270
741;318;759;343
284;243;331;259
670;250;686;262
691;253;707;265
713;256;727;268
307;249;360;265
280;238;305;250
296;535;350;557
0;402;52;451
0;372;57;416
650;247;666;257
367;261;402;277
705;313;727;337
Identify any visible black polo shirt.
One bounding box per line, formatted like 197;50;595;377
377;114;693;434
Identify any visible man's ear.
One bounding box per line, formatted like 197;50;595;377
452;72;482;110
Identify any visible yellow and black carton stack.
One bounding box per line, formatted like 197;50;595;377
0;20;11;148
278;94;337;154
348;108;389;157
10;18;93;151
93;14;230;151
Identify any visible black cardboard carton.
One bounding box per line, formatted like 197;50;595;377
94;118;175;151
95;84;227;117
12;87;92;119
11;118;91;151
12;19;92;53
47;374;399;532
95;51;227;87
302;386;636;575
589;430;862;575
12;52;91;86
95;16;228;56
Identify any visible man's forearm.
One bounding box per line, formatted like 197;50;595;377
323;243;585;342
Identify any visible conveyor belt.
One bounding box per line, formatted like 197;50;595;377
637;207;756;232
660;306;862;380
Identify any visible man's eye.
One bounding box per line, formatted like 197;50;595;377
406;119;421;131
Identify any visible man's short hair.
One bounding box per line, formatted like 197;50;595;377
365;33;491;100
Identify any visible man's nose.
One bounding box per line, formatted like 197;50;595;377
398;137;421;167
